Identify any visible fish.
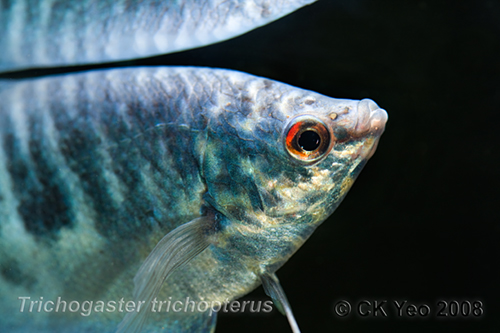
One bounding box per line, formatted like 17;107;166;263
0;1;388;333
0;0;317;72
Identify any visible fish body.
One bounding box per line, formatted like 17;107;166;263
0;67;387;332
0;1;388;332
0;0;316;72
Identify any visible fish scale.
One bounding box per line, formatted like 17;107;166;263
0;1;388;333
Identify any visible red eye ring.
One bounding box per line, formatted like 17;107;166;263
283;115;333;165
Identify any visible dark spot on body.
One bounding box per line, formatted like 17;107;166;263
261;3;271;17
0;0;14;13
334;127;348;141
263;80;273;89
0;259;36;290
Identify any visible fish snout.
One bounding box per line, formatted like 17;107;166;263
349;98;388;159
354;98;388;138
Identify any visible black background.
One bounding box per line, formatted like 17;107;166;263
4;0;499;332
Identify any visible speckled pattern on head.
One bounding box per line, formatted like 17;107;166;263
0;66;387;332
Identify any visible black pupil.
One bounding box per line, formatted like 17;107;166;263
298;130;321;151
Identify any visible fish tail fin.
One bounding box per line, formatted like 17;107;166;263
116;216;213;333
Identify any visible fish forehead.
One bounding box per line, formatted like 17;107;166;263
207;73;364;147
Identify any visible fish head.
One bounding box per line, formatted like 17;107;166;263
270;96;388;222
202;76;388;267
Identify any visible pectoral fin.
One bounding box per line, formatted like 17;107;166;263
261;272;301;333
116;216;213;333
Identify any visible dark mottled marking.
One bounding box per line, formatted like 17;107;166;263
2;133;29;182
105;90;173;235
334;127;348;141
0;258;35;289
50;77;141;239
110;97;148;197
37;72;213;239
49;77;153;238
263;80;273;90
1;130;39;236
261;3;271;17
1;99;75;239
20;115;74;236
56;123;120;237
0;0;14;13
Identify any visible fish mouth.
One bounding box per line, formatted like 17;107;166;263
350;99;388;160
354;99;388;138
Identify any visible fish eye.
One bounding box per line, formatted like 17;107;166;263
283;115;333;164
298;130;321;151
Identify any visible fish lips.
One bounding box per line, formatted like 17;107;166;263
330;98;388;160
354;98;388;138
